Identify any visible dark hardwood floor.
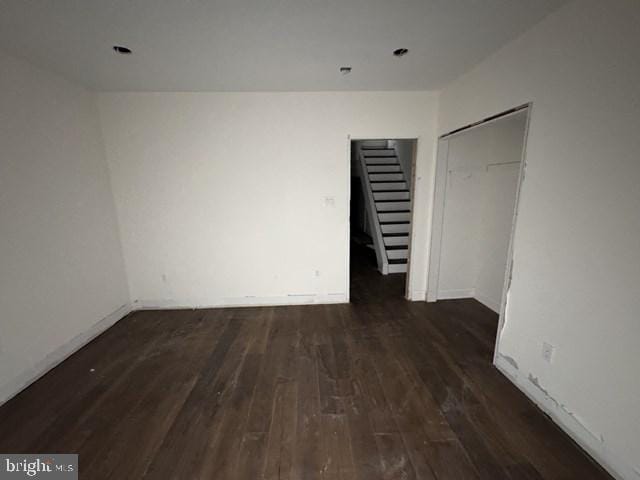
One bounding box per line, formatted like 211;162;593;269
0;244;611;479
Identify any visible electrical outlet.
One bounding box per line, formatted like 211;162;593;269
542;342;555;363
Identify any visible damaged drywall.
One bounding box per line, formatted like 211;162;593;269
528;374;560;408
494;288;512;353
495;352;637;480
528;374;603;446
498;353;518;370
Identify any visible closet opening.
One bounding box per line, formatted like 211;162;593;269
427;105;531;357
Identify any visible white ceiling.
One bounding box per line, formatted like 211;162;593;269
0;0;568;92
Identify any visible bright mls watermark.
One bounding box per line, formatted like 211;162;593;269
0;455;77;479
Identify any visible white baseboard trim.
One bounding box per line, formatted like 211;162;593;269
408;290;427;301
133;292;348;310
495;356;634;480
0;303;133;406
474;291;501;313
437;288;475;300
0;293;348;405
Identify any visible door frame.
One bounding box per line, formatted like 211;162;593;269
425;104;532;360
347;136;420;301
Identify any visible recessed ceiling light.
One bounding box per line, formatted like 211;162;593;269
393;48;409;57
340;66;352;75
113;45;132;55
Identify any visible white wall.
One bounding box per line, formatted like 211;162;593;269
388;139;415;182
437;129;486;298
437;113;526;312
474;163;521;312
437;1;640;478
97;92;438;307
0;51;129;403
475;114;527;311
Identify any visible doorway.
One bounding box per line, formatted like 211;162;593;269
427;106;530;353
349;138;418;302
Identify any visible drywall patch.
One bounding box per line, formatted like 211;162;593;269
499;353;519;370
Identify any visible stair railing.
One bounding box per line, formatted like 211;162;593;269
358;151;389;275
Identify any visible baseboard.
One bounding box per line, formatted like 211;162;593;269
437;288;475;300
495;356;635;480
132;292;348;310
435;289;501;313
474;291;501;313
0;292;347;405
0;293;346;406
0;303;133;406
408;290;426;301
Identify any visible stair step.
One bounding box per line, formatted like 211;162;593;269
383;232;409;237
367;165;401;173
381;223;410;234
388;258;408;264
384;235;409;246
369;173;404;182
376;201;410;212
366;163;400;167
362;149;396;157
388;262;408;273
385;245;407;250
365;157;399;165
374;191;410;201
360;140;388;149
386;248;409;260
371;182;408;191
378;211;411;223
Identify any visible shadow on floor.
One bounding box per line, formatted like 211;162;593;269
350;241;406;304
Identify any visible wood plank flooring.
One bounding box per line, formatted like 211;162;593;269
0;245;611;479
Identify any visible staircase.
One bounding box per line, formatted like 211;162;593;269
358;140;411;274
